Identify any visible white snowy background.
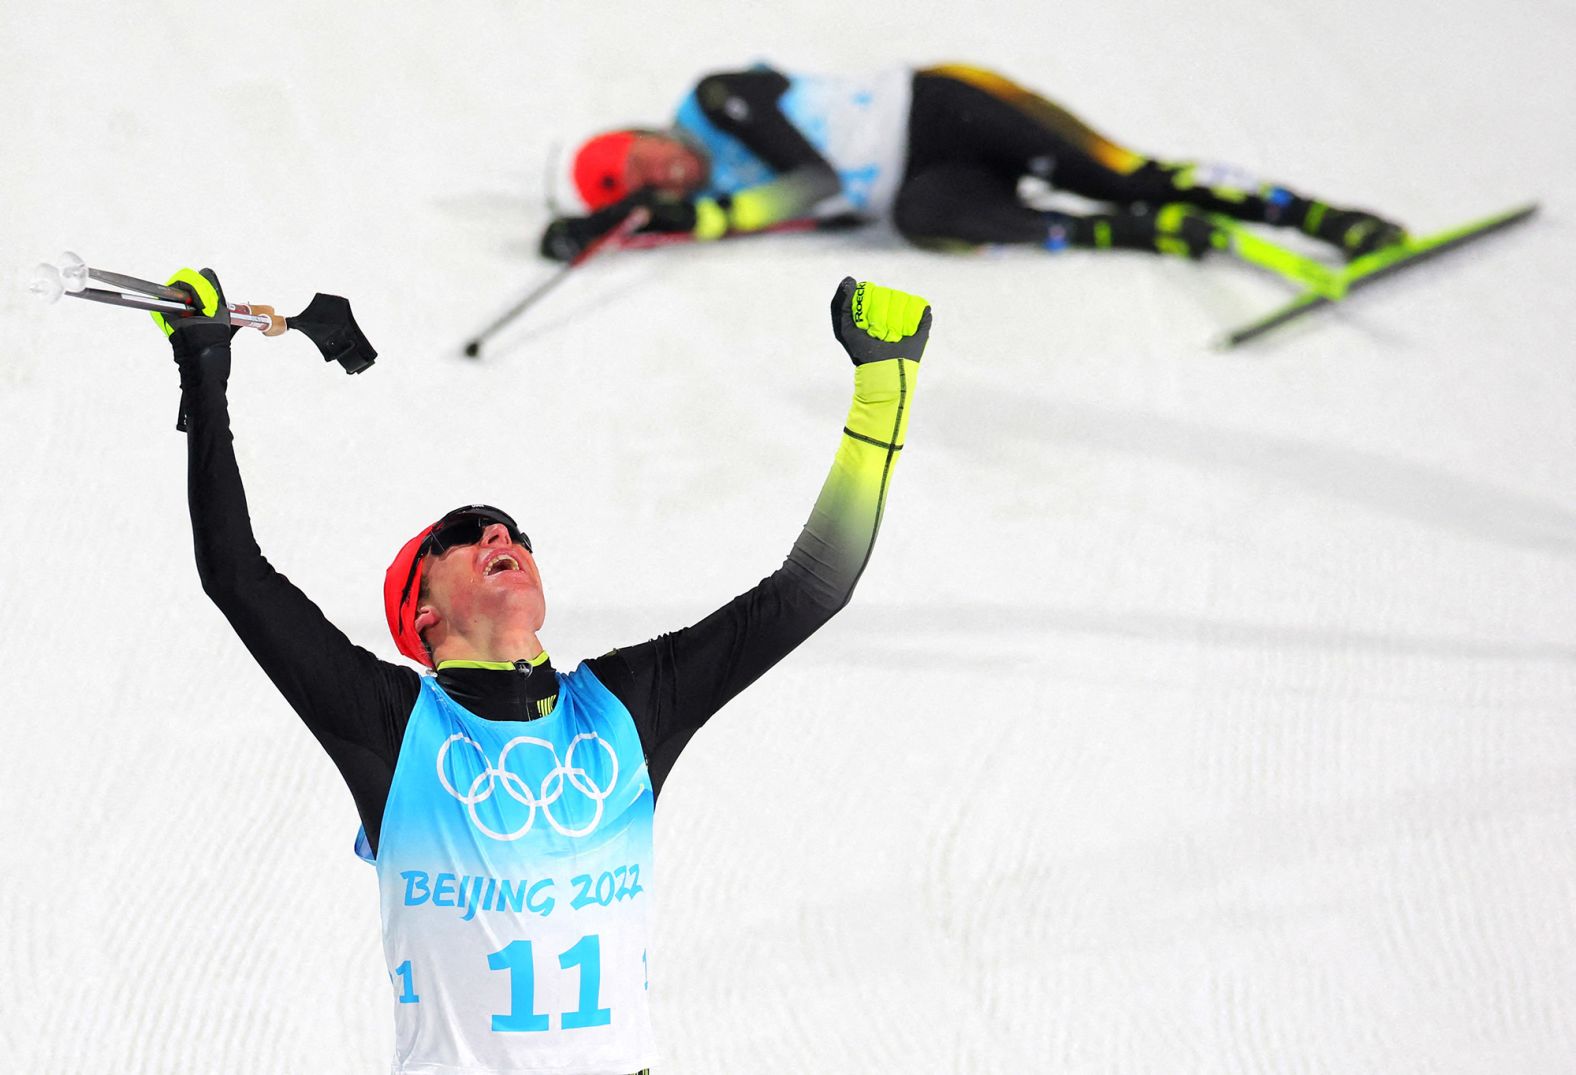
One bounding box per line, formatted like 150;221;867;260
3;0;1574;1071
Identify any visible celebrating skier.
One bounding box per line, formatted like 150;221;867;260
540;62;1407;265
160;267;930;1074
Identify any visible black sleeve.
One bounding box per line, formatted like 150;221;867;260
183;347;419;854
587;571;833;799
692;69;844;229
695;69;835;178
588;351;921;800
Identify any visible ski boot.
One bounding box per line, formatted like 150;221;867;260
1046;204;1226;260
1300;202;1408;260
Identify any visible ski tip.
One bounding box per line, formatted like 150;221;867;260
1484;201;1541;227
463;341;481;358
1477;201;1541;230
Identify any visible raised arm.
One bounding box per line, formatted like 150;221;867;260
164;269;418;847
683;68;843;233
589;278;930;794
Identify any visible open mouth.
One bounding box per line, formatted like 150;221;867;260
483;553;520;577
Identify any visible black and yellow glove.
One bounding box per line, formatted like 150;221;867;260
152;264;233;338
539;215;604;262
152;267;235;430
539;190;727;262
829;277;931;366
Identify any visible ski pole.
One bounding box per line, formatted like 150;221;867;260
31;251;379;373
614;212;866;252
463;206;651;358
32;253;289;333
461;211;866;358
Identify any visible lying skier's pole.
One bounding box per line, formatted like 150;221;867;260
461;209;868;358
462;206;651;358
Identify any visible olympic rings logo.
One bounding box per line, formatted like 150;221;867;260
436;732;619;841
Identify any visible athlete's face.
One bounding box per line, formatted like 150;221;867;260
627;134;706;196
415;523;545;647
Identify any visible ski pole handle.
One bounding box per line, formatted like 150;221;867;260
32;256;287;334
58;286;287;334
31;251;377;372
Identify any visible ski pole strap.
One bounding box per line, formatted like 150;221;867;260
288;293;378;374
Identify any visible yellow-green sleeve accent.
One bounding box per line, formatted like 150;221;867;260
783;358;918;611
723;166;841;233
1155;204;1196;258
151;267;219;337
693;198;730;240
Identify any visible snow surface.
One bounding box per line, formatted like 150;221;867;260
3;1;1575;1072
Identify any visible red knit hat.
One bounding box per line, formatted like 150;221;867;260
384;523;440;667
573;131;638;211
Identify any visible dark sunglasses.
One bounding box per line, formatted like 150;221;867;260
421;505;533;558
399;504;533;611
